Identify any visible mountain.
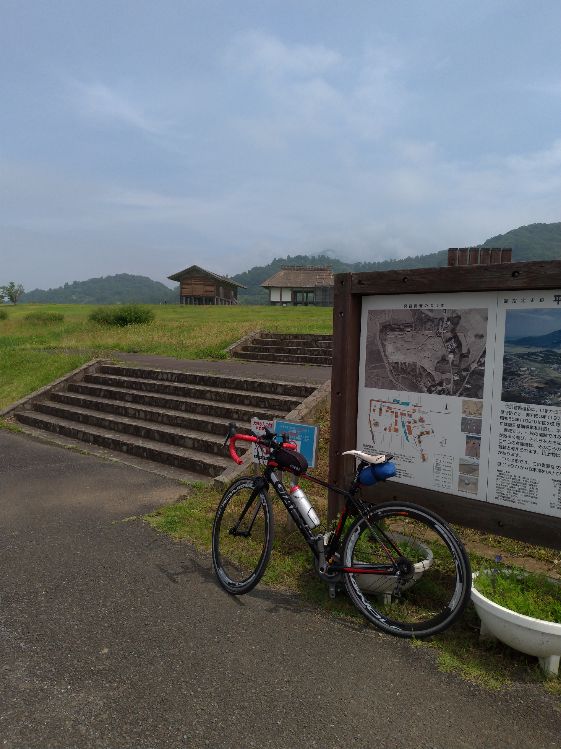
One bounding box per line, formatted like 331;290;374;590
234;222;561;303
482;222;561;261
22;274;178;304
233;251;448;303
511;329;561;349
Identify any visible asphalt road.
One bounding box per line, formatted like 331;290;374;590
1;430;560;748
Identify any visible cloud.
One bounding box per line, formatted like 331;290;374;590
526;79;561;97
2;132;561;289
229;31;342;78
504;139;561;181
66;80;169;135
227;31;409;144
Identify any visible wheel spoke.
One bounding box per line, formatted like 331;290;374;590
212;479;273;594
343;504;470;637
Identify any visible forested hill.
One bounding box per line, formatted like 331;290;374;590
234;222;561;303
481;222;561;261
22;274;178;304
233;250;449;303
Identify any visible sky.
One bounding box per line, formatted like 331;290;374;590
505;308;561;339
2;0;561;290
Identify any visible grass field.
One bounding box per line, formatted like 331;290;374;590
0;303;332;409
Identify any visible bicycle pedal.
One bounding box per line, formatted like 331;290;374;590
328;583;338;599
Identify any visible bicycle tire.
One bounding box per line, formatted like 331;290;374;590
212;477;274;595
342;501;471;638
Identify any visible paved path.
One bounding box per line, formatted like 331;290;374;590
1;431;560;748
114;352;332;385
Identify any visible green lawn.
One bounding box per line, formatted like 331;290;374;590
0;303;332;409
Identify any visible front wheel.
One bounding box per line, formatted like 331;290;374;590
342;502;471;638
212;477;274;595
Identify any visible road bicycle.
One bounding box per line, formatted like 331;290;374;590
211;425;471;638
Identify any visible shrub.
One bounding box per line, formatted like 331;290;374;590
24;311;65;323
0;309;8;320
89;304;155;327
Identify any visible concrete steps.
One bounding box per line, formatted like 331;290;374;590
14;363;318;480
232;332;333;366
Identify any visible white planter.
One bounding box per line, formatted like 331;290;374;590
471;573;561;676
356;535;433;598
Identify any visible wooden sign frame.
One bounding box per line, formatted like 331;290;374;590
328;260;561;549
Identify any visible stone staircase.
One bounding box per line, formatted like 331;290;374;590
14;363;317;480
232;332;333;366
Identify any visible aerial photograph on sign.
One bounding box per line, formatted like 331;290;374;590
364;308;488;397
502;308;561;406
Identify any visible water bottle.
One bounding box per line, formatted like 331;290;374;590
290;484;320;529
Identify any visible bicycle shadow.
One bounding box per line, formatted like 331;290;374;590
154;552;374;634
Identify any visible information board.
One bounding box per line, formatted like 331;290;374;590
356;289;561;519
274;420;319;468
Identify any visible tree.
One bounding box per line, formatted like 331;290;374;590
0;281;25;305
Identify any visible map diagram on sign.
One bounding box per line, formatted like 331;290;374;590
369;398;449;462
364;308;488;398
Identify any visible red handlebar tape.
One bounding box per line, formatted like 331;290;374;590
228;434;297;465
229;433;257;465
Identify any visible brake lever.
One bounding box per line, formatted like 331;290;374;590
224;422;237;446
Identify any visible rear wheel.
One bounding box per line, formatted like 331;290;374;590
342;502;471;638
212;477;273;595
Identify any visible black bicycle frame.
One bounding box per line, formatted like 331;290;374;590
263;464;401;576
264;468;320;552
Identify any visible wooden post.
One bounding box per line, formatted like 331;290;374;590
468;247;480;265
480;248;491;264
328;273;361;520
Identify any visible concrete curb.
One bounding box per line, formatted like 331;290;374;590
0;358;112;419
213;378;331;489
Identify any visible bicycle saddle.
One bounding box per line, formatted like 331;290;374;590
342;449;388;464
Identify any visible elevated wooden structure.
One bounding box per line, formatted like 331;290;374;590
168;265;245;305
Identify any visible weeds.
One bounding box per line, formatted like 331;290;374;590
89;304;155;327
474;566;561;622
24;311;65;323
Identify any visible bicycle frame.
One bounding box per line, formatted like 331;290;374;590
262;465;403;577
226;427;405;577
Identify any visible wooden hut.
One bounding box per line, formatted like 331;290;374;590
168;265;245;305
261;266;334;306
